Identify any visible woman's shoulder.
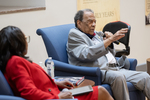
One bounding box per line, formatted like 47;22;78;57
8;55;37;67
7;55;30;67
9;55;25;62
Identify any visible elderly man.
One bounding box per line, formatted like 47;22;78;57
67;9;150;100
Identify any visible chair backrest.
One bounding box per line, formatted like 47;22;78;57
0;70;14;96
36;24;75;63
102;21;131;48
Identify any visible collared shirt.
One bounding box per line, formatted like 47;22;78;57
76;27;96;39
85;32;96;39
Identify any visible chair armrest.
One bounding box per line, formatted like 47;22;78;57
0;95;25;100
116;57;137;70
53;60;101;76
127;58;137;70
45;59;102;85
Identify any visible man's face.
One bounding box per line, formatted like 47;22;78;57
77;11;96;35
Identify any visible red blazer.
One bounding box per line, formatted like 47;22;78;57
4;56;98;100
4;56;60;100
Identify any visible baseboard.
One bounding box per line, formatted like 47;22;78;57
136;63;147;72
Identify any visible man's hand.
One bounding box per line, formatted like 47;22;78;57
109;28;128;42
103;28;128;48
55;80;74;89
58;91;73;99
104;31;113;40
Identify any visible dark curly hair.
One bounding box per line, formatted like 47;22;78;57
0;26;31;73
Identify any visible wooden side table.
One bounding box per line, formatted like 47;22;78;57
147;58;150;75
74;79;95;88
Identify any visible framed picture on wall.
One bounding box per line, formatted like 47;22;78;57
145;0;150;25
0;0;45;15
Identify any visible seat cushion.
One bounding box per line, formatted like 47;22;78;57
102;84;113;96
127;82;137;91
102;82;142;96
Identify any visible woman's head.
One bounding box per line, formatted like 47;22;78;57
0;26;28;72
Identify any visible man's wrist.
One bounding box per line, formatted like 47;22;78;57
104;38;113;48
108;38;114;43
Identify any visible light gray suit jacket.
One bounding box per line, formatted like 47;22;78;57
66;28;116;70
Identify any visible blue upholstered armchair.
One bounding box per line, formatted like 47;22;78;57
0;63;77;100
0;70;25;100
36;24;145;100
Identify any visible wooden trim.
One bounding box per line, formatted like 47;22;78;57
147;58;150;75
0;6;46;15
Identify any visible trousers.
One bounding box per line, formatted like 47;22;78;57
101;69;150;100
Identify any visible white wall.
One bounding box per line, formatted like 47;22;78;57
120;0;150;64
0;0;149;66
0;0;77;65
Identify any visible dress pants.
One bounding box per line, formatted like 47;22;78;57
101;69;150;100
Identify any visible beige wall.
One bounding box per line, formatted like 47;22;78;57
0;0;149;66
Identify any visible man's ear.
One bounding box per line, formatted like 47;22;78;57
77;20;81;29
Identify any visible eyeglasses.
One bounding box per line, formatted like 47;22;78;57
25;35;30;43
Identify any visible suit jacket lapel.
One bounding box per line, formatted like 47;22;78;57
94;34;103;42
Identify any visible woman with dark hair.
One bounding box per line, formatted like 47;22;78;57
0;26;113;100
